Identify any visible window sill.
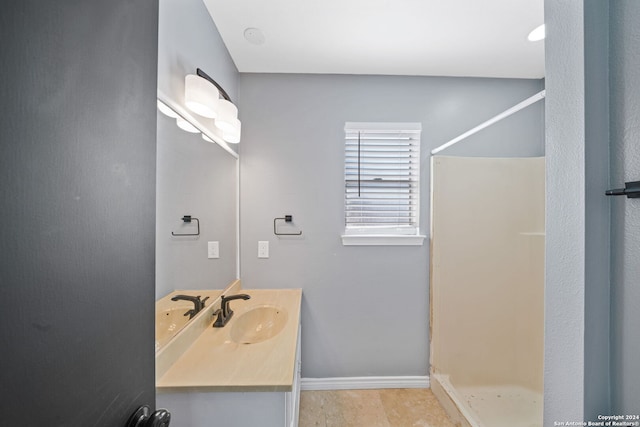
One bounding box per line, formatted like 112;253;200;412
341;234;427;246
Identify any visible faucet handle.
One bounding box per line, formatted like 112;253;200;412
212;309;225;327
183;309;197;319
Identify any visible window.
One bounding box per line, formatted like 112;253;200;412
342;122;425;246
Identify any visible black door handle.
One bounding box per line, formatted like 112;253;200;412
127;405;171;427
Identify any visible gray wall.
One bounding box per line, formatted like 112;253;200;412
156;112;238;297
610;0;640;414
544;0;585;424
238;73;544;378
544;0;613;421
544;1;586;419
156;0;239;299
0;0;158;424
158;0;238;106
584;0;611;418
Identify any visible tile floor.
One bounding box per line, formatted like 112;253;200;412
298;388;456;427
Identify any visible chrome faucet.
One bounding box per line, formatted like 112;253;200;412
213;294;250;327
171;294;210;319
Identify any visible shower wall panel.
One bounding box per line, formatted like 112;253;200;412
430;156;544;392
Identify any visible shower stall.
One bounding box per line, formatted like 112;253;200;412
430;156;544;427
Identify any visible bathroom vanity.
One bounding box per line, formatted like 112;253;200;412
155;282;302;427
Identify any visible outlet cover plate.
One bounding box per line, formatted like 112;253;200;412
258;241;269;258
208;241;219;259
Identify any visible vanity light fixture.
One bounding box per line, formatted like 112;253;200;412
184;68;242;144
527;24;545;42
185;74;219;118
158;99;201;134
176;116;200;133
156;94;239;158
223;120;241;144
157;100;179;118
214;99;239;134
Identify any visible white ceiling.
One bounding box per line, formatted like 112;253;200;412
203;0;545;79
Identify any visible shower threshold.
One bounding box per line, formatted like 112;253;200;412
432;374;542;427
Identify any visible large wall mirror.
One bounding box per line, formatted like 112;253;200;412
155;109;238;299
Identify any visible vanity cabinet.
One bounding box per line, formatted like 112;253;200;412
156;288;302;427
156;325;301;427
287;325;302;427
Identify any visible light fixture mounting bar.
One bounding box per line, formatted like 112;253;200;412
196;68;232;102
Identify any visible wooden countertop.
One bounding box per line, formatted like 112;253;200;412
157;288;302;392
155;289;224;352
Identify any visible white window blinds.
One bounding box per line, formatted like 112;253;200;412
344;122;421;235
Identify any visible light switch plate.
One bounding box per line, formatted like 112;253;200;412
258;241;269;258
208;241;219;259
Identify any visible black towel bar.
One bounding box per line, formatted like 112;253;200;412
606;181;640;199
274;215;302;236
171;215;200;236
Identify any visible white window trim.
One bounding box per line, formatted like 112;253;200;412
342;122;424;246
341;233;427;246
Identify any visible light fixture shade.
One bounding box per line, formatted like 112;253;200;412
214;99;238;133
223;119;241;144
157;100;179;118
202;134;214;143
185;74;219;118
528;24;545;42
176;117;200;133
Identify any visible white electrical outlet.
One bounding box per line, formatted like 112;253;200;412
208;241;219;259
258;241;269;258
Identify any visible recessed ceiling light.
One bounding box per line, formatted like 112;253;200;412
244;27;265;45
528;24;545;42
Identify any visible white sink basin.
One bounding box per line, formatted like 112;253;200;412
230;305;288;344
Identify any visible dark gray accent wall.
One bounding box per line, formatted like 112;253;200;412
238;73;543;378
610;0;640;414
584;0;611;418
0;1;158;425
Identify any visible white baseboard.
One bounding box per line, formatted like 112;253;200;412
301;376;430;391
